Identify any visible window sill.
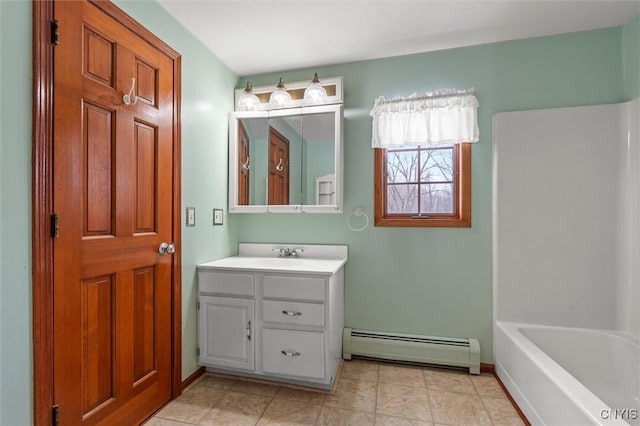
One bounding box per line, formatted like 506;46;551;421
374;216;471;228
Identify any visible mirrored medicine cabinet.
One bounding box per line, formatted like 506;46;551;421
229;104;343;213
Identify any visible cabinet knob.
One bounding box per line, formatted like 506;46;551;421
280;350;301;357
282;310;303;316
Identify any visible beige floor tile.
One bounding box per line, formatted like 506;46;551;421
198;391;271;426
482;397;526;426
155;400;211;424
231;380;281;397
341;359;380;382
470;374;506;398
429;390;492;426
379;364;426;388
145;417;197;426
273;386;327;405
316;406;376;426
324;378;378;413
256;399;322;425
177;385;226;407
196;374;238;390
376;383;431;422
375;414;434;426
423;368;477;394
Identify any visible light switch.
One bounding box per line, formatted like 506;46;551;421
186;207;196;227
213;208;223;225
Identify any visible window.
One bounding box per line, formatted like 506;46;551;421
374;143;471;227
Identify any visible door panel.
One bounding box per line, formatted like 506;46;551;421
82;275;116;415
134;120;158;233
238;121;250;205
83;101;115;236
52;2;177;424
268;127;290;205
133;266;157;384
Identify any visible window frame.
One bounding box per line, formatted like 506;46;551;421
374;143;471;227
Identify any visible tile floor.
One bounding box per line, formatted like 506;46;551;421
146;359;526;426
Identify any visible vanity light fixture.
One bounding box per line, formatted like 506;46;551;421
237;81;260;111
304;72;328;104
269;77;292;108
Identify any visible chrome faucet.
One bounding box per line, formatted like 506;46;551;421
272;247;304;258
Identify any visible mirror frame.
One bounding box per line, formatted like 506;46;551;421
229;104;343;213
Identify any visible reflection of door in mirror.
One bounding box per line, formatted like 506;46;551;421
268;127;289;205
238;121;250;205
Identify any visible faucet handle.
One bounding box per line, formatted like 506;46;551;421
272;247;286;257
291;248;304;258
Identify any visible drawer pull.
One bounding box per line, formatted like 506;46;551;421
280;350;301;357
282;310;303;316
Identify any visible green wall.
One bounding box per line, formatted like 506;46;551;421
623;13;640;98
0;2;33;424
237;26;629;364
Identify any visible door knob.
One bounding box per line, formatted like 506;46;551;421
158;242;175;255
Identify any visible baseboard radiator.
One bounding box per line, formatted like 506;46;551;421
342;328;480;374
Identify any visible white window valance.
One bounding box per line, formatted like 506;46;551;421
370;88;479;148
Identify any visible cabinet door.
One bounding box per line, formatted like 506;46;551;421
199;296;254;371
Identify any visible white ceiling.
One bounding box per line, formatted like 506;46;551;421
157;0;640;76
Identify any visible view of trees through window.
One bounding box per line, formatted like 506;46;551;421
385;145;455;215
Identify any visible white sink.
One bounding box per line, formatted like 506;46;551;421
198;243;348;275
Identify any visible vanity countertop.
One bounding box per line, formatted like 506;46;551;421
198;256;346;275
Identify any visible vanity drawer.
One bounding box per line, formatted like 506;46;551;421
262;300;324;327
262;329;325;379
263;275;325;302
198;271;254;297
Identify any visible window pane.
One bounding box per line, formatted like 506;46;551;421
420;183;454;214
387;184;418;214
420;147;453;182
386;150;418;183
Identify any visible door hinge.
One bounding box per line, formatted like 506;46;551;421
197;301;200;310
51;20;59;46
196;347;200;356
52;404;59;426
50;213;59;238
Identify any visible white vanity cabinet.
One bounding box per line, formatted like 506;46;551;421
197;243;346;389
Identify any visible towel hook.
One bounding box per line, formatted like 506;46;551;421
123;77;138;106
275;158;284;172
242;156;251;170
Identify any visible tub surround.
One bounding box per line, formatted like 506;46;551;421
494;99;640;425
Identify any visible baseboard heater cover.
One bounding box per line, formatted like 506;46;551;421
342;328;480;374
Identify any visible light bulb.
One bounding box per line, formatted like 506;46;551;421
237;81;260;111
269;77;292;108
304;72;328;104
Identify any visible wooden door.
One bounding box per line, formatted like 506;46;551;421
238;121;250;205
268;127;290;205
51;2;179;424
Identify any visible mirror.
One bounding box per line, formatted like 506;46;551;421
229;105;343;213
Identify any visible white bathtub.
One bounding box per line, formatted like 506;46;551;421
495;321;639;425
